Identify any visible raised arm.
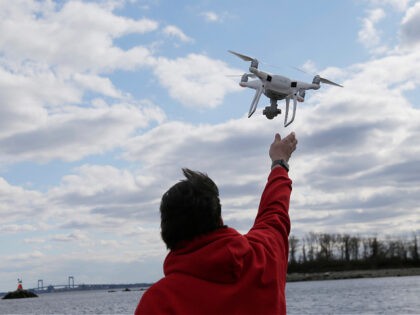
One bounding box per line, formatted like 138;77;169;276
246;132;297;261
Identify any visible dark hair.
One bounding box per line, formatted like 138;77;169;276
160;168;222;250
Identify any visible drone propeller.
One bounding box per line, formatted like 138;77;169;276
319;77;343;87
228;50;285;70
291;66;343;87
225;74;257;78
228;50;255;62
290;66;310;75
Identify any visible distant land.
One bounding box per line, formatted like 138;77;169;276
2;267;420;298
0;283;153;297
2;232;418;296
287;267;420;282
287;232;420;273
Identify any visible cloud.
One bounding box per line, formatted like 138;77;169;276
51;230;90;243
23;237;46;244
72;73;123;98
201;11;220;22
301;60;318;75
0;1;166;165
153;54;242;108
44;164;164;232
400;1;420;47
369;0;413;11
122;43;420;237
0;0;158;72
0;177;47;224
200;11;234;23
0;224;36;234
358;8;386;52
0;100;165;163
162;25;194;43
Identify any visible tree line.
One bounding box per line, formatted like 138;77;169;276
287;232;420;273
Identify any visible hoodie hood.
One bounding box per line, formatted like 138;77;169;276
163;227;250;284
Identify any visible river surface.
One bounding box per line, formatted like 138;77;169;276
0;276;419;314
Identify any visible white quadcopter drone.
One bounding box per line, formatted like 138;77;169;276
228;50;343;127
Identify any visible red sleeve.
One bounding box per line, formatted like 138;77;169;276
245;167;292;262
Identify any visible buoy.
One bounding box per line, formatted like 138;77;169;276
17;278;23;291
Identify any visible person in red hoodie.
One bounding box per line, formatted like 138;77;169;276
135;132;297;315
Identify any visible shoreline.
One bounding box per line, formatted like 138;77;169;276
286;267;420;282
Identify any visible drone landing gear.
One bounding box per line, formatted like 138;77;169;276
263;99;281;120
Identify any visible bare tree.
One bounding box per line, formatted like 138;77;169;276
410;233;419;261
349;236;360;261
342;234;351;262
317;233;334;261
289;235;299;264
305;232;317;262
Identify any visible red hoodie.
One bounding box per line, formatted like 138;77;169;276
135;167;292;315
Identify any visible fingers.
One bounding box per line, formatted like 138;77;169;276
285;132;298;152
283;132;297;143
286;132;296;141
275;133;281;142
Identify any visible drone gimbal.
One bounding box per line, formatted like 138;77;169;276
263;99;281;120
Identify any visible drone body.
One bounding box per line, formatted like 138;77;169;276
229;50;343;127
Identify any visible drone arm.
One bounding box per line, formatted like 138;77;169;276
248;86;263;118
249;67;272;82
284;94;297;127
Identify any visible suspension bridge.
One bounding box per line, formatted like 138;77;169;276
31;276;79;292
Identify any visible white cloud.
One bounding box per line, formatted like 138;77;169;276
301;60;318;75
400;1;420;47
201;11;220;22
370;0;413;11
3;250;44;263
0;1;166;165
0;0;158;72
162;25;194;43
72;73;123;98
51;230;90;243
0;2;244;167
358;8;386;52
0;59;165;164
200;11;233;23
23;237;46;244
0;100;165;163
0;177;47;224
153;54;242;108
0;224;36;233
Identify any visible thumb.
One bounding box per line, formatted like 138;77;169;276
275;133;281;142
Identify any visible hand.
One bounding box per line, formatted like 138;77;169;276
269;132;298;162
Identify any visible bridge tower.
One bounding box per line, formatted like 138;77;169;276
68;276;74;288
38;279;43;290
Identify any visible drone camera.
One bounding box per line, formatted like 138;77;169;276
263;106;281;120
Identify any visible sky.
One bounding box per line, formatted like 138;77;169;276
0;0;419;291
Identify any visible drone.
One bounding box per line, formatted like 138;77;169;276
228;50;343;127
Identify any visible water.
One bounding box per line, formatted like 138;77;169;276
0;289;144;315
0;276;419;314
286;276;420;314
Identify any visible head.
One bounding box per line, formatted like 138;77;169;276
160;168;222;250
